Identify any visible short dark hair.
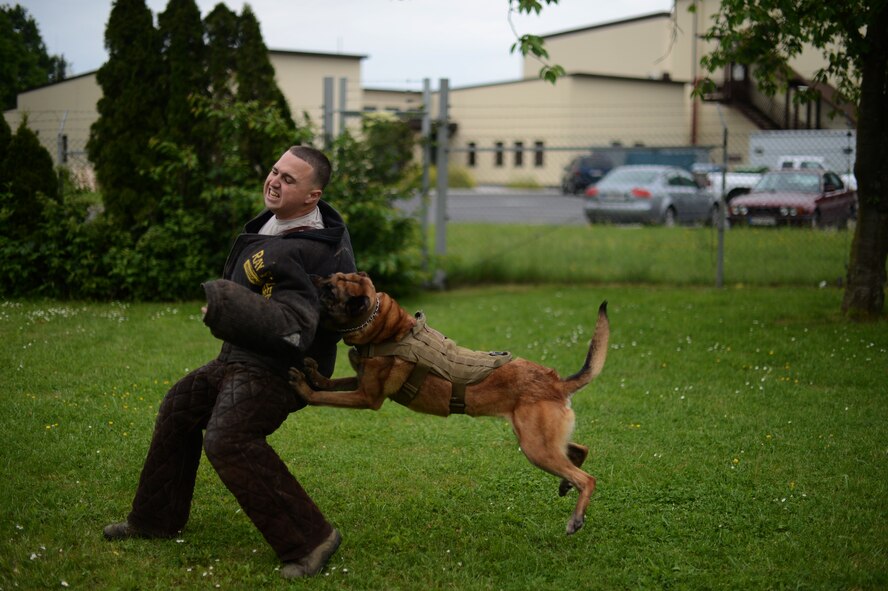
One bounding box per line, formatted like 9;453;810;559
289;145;332;189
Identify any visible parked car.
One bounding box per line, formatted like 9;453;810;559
583;165;718;226
777;154;857;190
561;154;614;194
692;162;768;202
728;169;856;228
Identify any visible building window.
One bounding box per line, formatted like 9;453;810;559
494;142;504;167
534;141;544;167
467;142;477;167
514;141;524;167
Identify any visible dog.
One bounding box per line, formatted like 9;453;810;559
289;272;610;535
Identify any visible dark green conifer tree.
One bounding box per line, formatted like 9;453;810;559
204;3;239;103
86;0;164;231
158;0;209;145
155;0;212;208
235;6;296;179
0;115;11;179
1;119;57;239
0;4;68;110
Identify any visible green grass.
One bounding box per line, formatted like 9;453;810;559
1;226;885;589
441;224;855;287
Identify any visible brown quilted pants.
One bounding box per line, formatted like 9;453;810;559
126;359;333;562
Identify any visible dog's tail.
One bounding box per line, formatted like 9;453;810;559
561;301;609;394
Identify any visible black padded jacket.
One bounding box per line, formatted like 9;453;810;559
202;201;356;377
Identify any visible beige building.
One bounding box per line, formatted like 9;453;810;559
451;0;855;187
4;0;854;190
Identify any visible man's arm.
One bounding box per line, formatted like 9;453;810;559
202;275;319;358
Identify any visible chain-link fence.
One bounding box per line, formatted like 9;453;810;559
13;94;856;193
442;99;856;194
12;97;858;209
5;98;858;294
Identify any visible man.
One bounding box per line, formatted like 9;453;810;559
103;146;356;579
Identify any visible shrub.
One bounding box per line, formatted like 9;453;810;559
0;119;60;296
506;176;543;189
406;165;477;189
326;131;427;295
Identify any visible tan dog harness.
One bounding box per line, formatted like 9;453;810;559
353;312;512;414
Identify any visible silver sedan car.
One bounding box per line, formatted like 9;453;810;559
583;165;718;226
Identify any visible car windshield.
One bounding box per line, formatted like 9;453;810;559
754;172;820;193
601;169;660;185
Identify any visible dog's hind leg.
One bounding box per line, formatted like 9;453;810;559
558;443;589;497
511;403;597;535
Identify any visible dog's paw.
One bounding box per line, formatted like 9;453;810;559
566;515;585;535
288;367;304;382
303;358;324;385
288;368;308;393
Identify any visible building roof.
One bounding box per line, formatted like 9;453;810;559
16;70;99;96
451;71;686;92
540;11;672;40
269;48;366;60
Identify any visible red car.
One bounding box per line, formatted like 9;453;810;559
728;170;856;228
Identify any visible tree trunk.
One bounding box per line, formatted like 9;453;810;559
842;3;888;320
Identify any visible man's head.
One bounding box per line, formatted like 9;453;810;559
263;146;332;220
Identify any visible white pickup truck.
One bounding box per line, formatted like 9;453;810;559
695;155;857;202
692;164;765;202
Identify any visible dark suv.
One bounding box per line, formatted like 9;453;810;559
561;154;615;194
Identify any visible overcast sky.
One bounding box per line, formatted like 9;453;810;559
20;0;673;89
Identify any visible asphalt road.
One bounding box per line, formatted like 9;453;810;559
398;187;587;225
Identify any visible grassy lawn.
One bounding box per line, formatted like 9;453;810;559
1;226;886;590
441;224;855;287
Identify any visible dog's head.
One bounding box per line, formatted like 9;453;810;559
312;271;379;331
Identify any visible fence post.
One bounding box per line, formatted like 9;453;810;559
338;77;348;137
56;110;68;164
432;78;449;290
323;77;334;148
716;106;728;289
420;79;432;272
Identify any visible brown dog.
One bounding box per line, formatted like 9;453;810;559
289;272;609;535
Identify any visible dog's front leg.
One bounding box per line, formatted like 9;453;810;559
289;368;385;410
302;358;359;391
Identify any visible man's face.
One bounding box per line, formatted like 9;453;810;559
263;151;322;220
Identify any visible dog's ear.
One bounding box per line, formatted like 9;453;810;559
346;295;371;318
356;271;369;278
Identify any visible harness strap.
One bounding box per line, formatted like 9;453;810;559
449;382;467;414
390;363;430;407
389;362;467;415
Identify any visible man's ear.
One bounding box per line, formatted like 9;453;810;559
346;295;371;318
307;189;322;205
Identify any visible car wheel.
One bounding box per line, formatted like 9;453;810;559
663;207;677;227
